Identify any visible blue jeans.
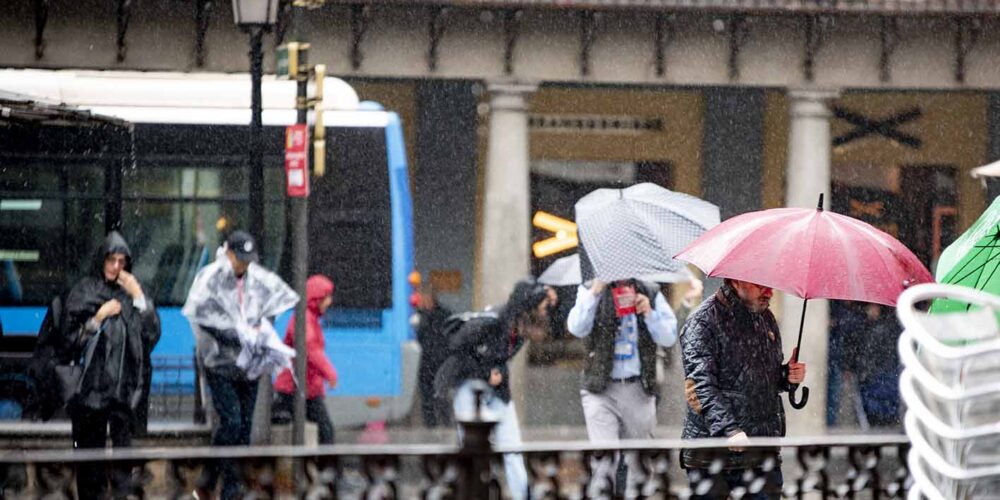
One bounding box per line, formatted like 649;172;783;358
453;381;528;500
687;467;783;500
200;371;258;500
859;372;901;427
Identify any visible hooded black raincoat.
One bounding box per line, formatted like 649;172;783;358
61;232;161;427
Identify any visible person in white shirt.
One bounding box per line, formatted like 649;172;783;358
566;278;681;496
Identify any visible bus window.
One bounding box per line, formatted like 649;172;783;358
0;161;107;307
309;126;392;311
119;123;287;304
123;200;247;306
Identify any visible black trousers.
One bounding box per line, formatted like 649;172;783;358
71;404;134;499
200;371;258;500
273;392;335;444
418;362;451;428
687;467;783;500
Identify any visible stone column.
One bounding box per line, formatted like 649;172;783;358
782;89;838;435
478;81;536;422
478;82;537;308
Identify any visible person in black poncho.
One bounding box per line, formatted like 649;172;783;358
61;231;160;499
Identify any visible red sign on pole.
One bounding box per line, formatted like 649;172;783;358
285;124;309;198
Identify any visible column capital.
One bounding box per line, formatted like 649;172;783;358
487;81;538;112
787;88;840;119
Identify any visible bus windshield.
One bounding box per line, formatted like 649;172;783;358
309;125;392;310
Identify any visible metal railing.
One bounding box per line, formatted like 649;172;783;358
330;0;1000;15
0;429;911;499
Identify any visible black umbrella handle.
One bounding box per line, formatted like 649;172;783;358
788;297;809;410
789;384;809;409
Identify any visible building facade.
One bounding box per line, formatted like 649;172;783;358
3;0;1000;431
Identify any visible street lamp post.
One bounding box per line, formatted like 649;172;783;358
232;0;278;249
233;0;278;445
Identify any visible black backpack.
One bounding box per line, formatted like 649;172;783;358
430;311;499;405
23;295;68;421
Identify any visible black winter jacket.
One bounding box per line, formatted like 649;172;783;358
417;303;455;379
442;307;524;403
680;283;791;469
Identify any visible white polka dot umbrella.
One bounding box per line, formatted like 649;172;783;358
574;183;720;283
538;253;695;287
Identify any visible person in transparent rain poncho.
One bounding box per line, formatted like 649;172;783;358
183;231;298;500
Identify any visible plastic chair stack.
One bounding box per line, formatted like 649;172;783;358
896;284;1000;500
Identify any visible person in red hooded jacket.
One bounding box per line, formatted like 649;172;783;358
273;275;338;444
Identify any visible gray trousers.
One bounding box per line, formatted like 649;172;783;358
581;381;657;497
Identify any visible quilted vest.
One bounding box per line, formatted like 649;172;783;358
581;281;660;396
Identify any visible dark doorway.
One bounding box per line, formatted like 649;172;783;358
898;166;958;269
528;160;672;353
826;165;957;429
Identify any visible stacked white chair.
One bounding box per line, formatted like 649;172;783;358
896;284;1000;500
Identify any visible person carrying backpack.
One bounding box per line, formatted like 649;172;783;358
435;278;555;500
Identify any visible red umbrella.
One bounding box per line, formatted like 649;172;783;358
675;194;933;408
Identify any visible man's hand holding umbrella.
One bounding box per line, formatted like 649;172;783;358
787;348;806;385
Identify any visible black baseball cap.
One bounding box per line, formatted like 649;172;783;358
226;230;259;263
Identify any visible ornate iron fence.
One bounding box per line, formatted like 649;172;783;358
330;0;1000;15
0;426;910;499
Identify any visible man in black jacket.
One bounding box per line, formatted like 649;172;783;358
413;283;454;427
680;279;805;500
444;278;553;500
62;231;161;499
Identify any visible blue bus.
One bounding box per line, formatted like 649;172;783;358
0;70;418;426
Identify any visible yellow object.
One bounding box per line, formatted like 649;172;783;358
313;64;326;102
302;63;326;177
532;211;577;234
313;107;325;177
531;211;578;257
533;235;579;258
313;139;325;177
284;42;299;80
